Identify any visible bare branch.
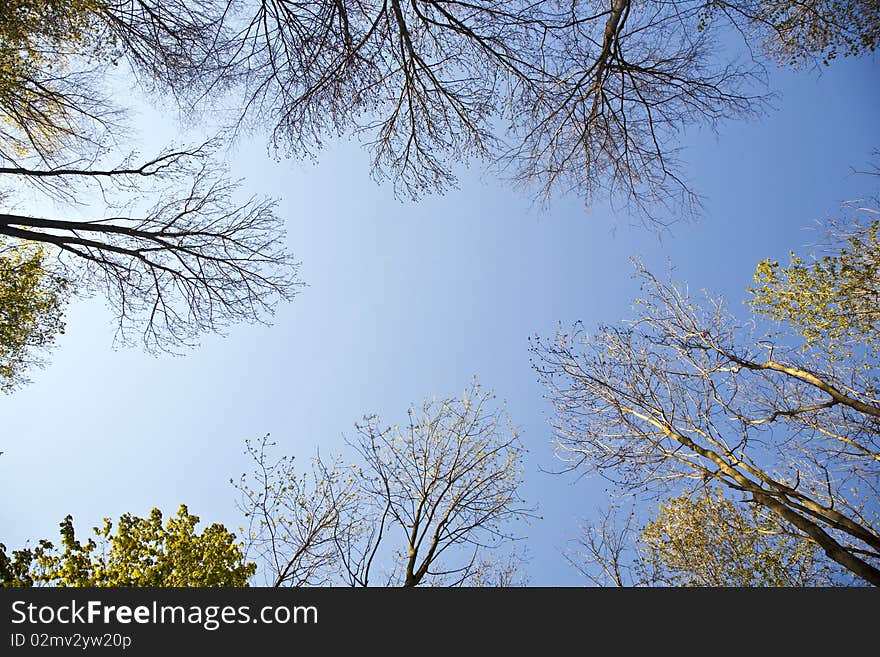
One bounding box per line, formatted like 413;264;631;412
1;145;301;351
235;380;534;586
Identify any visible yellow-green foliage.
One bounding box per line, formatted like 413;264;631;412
640;489;830;586
0;505;256;587
758;0;879;65
0;0;108;75
0;241;67;392
749;219;880;359
0;1;102;43
0;0;110;154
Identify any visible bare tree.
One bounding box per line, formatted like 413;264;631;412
566;504;647;587
236;380;533;586
206;0;770;220
97;0;233;93
0;2;300;357
532;263;880;585
505;0;764;219
234;435;356;586
7;1;869;226
1;143;300;351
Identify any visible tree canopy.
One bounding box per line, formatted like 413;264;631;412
571;489;844;586
751;215;880;359
1;0;877;387
5;1;871;222
639;489;841;586
0;240;67;391
0;505;255;587
4;0;877;227
180;0;878;215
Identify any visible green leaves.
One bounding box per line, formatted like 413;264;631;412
749;218;880;359
754;0;879;66
0;241;68;392
0;0;110;158
0;505;256;587
640;489;835;586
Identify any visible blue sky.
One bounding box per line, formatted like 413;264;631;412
1;51;878;585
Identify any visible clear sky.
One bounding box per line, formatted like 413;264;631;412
1;49;878;585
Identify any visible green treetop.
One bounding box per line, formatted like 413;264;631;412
640;489;840;586
750;218;880;359
0;241;67;392
1;505;256;587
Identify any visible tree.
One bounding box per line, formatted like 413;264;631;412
570;490;845;586
6;1;875;234
639;489;844;585
0;1;226;167
717;0;880;67
0;2;301;352
1;144;301;352
197;0;874;219
234;436;356;587
235;380;533;586
0;1;110;163
532;256;880;585
750;214;880;359
0;1;300;369
0;240;67;391
210;0;770;220
0;505;255;587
